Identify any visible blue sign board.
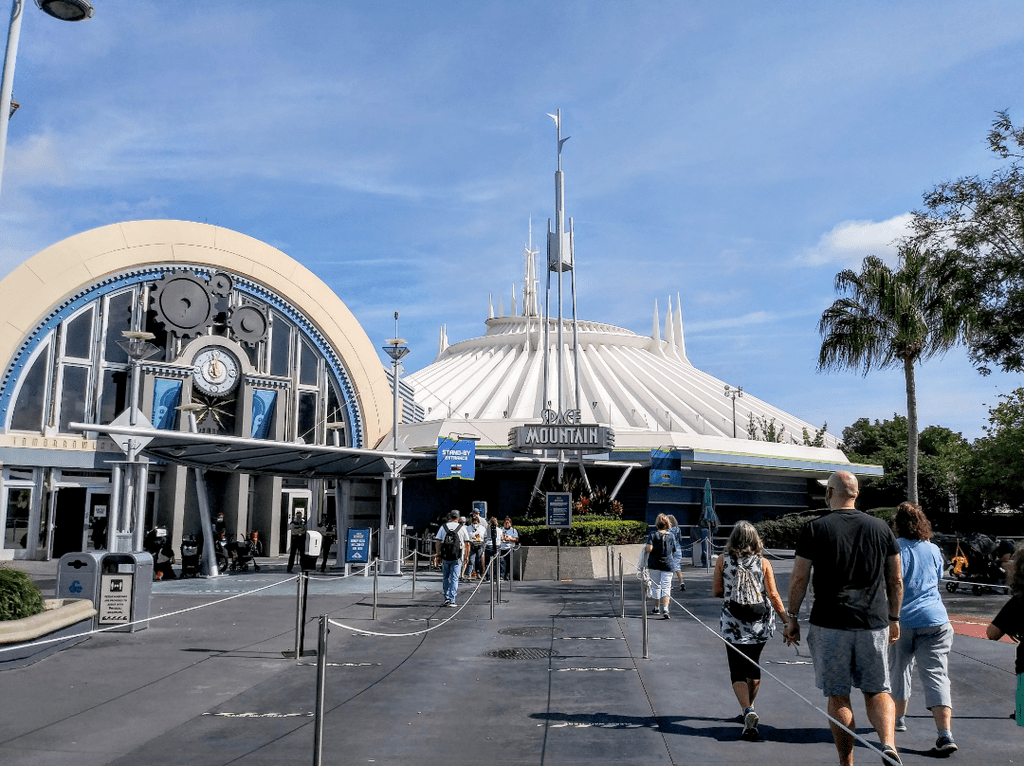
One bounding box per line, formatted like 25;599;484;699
650;448;682;487
471;500;487;518
546;492;572;529
345;528;371;564
436;438;476;480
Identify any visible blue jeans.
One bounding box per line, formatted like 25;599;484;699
441;559;462;602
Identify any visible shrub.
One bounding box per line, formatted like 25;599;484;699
754;507;898;549
0;567;45;621
516;519;647;547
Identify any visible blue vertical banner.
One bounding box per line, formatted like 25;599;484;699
251;390;277;439
153;379;182;430
650;448;682;487
436;438;476;480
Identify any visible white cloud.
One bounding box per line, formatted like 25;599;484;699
797;213;913;268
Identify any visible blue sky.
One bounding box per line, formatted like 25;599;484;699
2;0;1023;441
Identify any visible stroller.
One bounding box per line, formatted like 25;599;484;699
180;534;202;578
228;534;260;572
943;533;1011;595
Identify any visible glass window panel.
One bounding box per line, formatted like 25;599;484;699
104;291;134;364
270;315;291;378
297;391;317;443
4;488;33;551
10;348;49;431
99;369;127;425
64;309;93;359
59;366;89;432
299;340;318;386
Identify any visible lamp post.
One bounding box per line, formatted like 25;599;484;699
724;384;743;439
111;330;158;552
381;313;409;575
0;0;94;202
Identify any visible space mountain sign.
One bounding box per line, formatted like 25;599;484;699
508;410;615;454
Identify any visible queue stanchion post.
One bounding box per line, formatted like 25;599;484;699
291;571;303;662
373;558;379;620
490;556;495;619
619;553;624;618
313;614;328;766
642;571;649;659
412;549;418;598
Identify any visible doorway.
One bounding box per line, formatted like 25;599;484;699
279;490;311;554
52;487;88;558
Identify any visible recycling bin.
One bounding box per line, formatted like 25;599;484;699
98;552;153;632
56;551;106;627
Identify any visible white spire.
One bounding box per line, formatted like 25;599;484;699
523;218;540;318
488;293;494;319
498;293;504;317
435;324;449;361
675;292;689;364
511;284;517;316
650;299;665;357
665;295;676;354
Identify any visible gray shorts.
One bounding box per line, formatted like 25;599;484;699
807;624;891;697
887;622;953;708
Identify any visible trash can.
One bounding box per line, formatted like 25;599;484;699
56;551;105;627
98;552;153;632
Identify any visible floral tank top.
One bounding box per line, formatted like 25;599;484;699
720;553;775;644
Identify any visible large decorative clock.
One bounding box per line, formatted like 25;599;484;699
192;347;241;397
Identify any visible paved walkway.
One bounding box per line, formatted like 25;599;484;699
0;556;1020;765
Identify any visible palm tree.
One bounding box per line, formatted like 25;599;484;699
818;244;968;503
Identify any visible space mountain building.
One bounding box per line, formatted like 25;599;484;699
397;113;879;529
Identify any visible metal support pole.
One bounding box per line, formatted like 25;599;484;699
411;549;417;598
313;614;328;766
555;533;560;581
292;572;304;662
489;556;495;620
299;572;309;656
372;558;379;620
508;548;513;592
642;576;649;660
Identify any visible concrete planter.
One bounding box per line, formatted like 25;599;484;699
514;544;645;581
0;598;97;670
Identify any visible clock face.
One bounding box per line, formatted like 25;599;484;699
193;347;241;397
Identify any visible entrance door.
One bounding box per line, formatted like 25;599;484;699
279;490;311;554
87;491;111;551
52;487;88;558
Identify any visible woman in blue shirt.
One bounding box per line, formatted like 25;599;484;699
888;502;957;754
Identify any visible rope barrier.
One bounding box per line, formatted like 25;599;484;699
0;574;302;655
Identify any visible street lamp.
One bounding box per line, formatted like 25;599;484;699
380;312;410;575
0;0;93;201
724;384;743;439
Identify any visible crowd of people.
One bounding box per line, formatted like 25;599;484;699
432;510;519;607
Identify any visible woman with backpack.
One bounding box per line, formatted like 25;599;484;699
712;520;787;741
645;514;679;619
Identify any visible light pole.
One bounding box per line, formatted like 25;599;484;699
381;312;409;576
724;384;743;438
0;0;94;202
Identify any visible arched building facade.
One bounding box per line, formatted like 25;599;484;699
0;220;392;561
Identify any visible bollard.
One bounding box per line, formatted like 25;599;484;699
292;571;304;662
619;553;624;618
373;558;379;620
519;548;524;583
412;550;418;598
489;556;496;619
642;575;649;659
508;548;514;592
313;614;329;766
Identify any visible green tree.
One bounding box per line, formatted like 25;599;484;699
747;413;786;442
819;246;968;503
963;388;1024;513
912;110;1024;374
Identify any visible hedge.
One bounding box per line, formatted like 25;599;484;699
0;567;45;621
516;519;648;547
754;508;896;550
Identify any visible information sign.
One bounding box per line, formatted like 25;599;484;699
99;573;134;625
546;492;572;529
345;528;371;564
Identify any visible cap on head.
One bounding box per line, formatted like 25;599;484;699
448;510;460;520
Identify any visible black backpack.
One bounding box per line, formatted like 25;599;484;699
440;523;464;561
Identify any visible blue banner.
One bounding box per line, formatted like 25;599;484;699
251;390;277;439
345;528;371;563
436;438;476;480
153;379;182;430
650;448;682;487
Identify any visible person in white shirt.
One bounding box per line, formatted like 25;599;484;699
483;516;504;581
433;510;470;606
463;511;487;580
499;517;519;580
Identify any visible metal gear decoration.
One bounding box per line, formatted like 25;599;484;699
209;272;234;297
149;272;217;340
227;304;269;347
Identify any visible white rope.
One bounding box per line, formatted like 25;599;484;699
0;575;301;655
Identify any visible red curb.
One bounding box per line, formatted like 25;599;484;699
948;613;1014;641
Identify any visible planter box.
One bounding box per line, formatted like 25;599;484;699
514;544;645;581
0;598;97;670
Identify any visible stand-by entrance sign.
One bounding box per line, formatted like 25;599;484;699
546;492;572;528
345;528;371;564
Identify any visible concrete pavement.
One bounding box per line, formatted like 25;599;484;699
0;554;1020;765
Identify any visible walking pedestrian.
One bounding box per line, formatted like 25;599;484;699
784;470;904;766
286;511;306;574
667;514;686;592
464;511;487;580
645;514;679;619
712;520;787;740
499;517;519;579
986;542;1024;727
433;510;470;606
483;516;503;580
887;502;957;753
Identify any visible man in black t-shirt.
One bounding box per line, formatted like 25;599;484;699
784;471;904;766
987;544;1024;726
